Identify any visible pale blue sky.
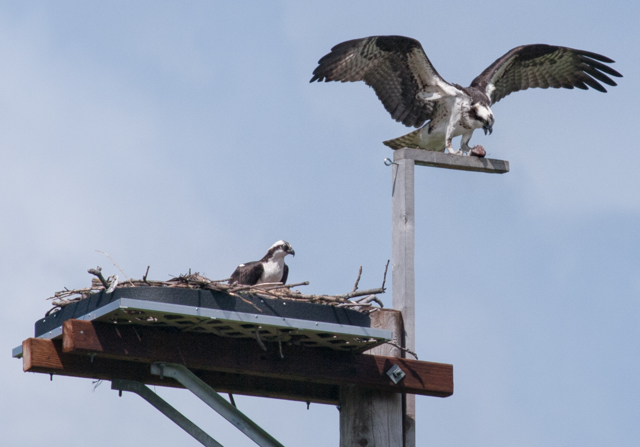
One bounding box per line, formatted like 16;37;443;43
2;2;638;446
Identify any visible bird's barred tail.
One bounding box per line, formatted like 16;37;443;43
383;129;422;150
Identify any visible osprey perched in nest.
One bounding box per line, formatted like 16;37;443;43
229;240;295;286
311;35;622;156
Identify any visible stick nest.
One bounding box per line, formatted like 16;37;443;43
45;262;389;317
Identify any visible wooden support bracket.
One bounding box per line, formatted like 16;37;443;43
23;337;338;404
21;319;453;403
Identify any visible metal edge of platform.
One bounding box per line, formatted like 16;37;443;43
34;287;375;337
111;298;393;340
13;299;127;359
13;298;392;358
36;298;127;340
12;345;22;358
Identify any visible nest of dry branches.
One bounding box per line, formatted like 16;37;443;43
45;262;389;317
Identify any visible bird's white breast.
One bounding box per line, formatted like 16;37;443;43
415;96;485;151
260;258;285;283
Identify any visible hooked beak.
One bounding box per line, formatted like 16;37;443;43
483;123;493;136
288;248;295;257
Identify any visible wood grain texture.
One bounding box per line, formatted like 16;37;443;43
392;159;415;356
23;338;65;372
367;310;403;357
392;158;417;447
394;148;509;174
340;309;405;447
23;337;339;404
340;385;402;447
60;320;453;397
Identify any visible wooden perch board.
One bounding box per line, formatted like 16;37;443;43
21;319;454;401
394;148;509;173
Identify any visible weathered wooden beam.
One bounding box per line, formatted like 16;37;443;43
391;148;506;446
340;385;402;446
61;319;453;397
340;310;404;447
392;157;418;447
394;148;509;174
391;159;415;359
22;338;339;404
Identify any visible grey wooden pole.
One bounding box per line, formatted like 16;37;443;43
339;310;404;446
391;156;416;447
388;149;508;446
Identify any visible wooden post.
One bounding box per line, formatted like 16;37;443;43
339;310;404;446
392;158;416;447
339;385;402;446
390;149;509;447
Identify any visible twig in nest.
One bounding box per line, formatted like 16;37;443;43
255;327;267;352
46;297;83;316
277;330;285;359
88;267;109;288
48;286;95;301
355;294;384;307
105;275;119;293
255;281;309;291
351;266;363;294
229;282;282;293
143;266;150;285
381;259;390;290
338;295;384;309
384;341;419;360
334;287;386;300
96;250;134;286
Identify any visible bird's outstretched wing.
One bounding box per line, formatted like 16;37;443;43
230;261;263;286
470;44;622;104
311;35;459;128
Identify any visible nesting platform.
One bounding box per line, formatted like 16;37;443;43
32;287;389;352
15;288;454;405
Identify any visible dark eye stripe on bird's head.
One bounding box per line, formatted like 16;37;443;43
470;107;485;123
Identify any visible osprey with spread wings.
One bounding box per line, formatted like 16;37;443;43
310;36;622;157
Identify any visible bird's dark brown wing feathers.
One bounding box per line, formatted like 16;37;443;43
230;262;263;286
311;36;448;128
471;44;622;104
281;264;289;285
